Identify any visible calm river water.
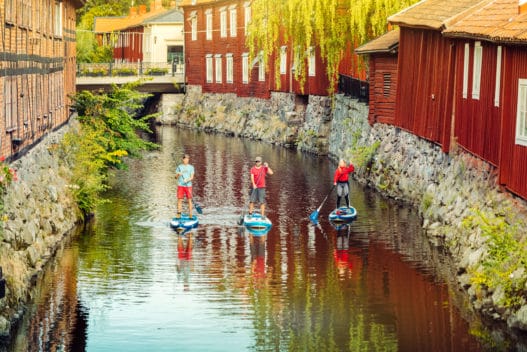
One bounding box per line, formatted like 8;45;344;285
4;126;507;351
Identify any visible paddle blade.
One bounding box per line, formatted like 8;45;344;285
237;215;244;226
309;210;319;223
194;203;203;214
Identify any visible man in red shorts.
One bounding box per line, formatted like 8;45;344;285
175;154;195;218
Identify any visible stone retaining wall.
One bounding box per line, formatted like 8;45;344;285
0;124;80;337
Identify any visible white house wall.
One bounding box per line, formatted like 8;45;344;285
143;23;184;63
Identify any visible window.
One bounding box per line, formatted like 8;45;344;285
495;46;502;107
229;6;237;37
383;73;391;97
244;2;251;35
215;54;222;83
280;46;287;75
206;54;213;83
226;54;233;83
463;43;469;99
54;1;63;37
5;0;14;23
242;53;249;84
206;9;212;40
258;52;265;82
308;47;315;77
516;79;527;147
4;76;16;130
190;11;197;41
220;7;227;38
472;41;482;100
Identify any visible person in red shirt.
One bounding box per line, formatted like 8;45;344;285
333;159;355;209
249;156;274;218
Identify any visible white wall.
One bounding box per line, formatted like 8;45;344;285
143;23;184;63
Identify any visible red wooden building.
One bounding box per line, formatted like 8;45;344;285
443;0;527;200
94;1;168;63
387;0;487;153
180;0;365;98
355;29;399;125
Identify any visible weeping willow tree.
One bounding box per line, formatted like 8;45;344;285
246;0;418;94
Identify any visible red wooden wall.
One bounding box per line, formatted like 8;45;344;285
368;54;398;125
453;40;501;166
498;47;527;200
395;28;455;152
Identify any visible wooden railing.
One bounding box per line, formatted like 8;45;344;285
338;74;369;103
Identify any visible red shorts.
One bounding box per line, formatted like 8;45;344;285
177;186;192;199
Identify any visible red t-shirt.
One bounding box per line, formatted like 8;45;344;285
251;166;268;188
333;164;355;183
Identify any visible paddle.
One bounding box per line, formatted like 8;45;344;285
238;188;255;225
309;185;335;223
193;199;203;214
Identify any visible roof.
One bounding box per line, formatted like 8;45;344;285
388;0;487;30
355;29;400;55
179;0;221;6
93;17;127;33
443;0;527;44
94;7;175;32
143;8;184;24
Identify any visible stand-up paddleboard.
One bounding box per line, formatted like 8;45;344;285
170;214;199;232
243;212;272;231
328;206;357;223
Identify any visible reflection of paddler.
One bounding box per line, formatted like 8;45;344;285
334;232;352;277
176;234;193;291
250;234;266;278
178;234;193;260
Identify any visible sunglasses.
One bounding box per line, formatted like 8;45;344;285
255;160;261;163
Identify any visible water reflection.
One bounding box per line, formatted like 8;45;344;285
4;126;519;351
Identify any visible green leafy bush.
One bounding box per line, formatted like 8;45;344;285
62;82;159;217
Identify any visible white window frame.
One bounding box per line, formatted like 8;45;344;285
215;54;222;83
516;79;527;147
206;9;212;41
220;7;227;38
308;47;316;77
229;6;237;37
472;41;482;100
280;46;287;75
206;54;213;83
463;43;470;99
242;53;249;84
244;2;251;35
494;46;502;107
226;54;233;83
54;1;63;37
258;52;265;82
190;12;197;41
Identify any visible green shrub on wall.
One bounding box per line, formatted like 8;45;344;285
61;82;159;217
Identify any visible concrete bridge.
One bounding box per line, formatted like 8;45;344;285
76;73;186;93
75;62;186;93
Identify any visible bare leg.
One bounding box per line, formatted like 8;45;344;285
188;198;193;218
260;203;265;217
249;203;254;215
177;199;182;217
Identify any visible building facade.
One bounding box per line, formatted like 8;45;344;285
0;0;82;159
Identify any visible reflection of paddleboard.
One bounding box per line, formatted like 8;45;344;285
245;226;271;236
328;206;357;222
170;214;199;232
243;212;272;231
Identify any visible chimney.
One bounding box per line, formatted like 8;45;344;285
129;6;137;17
139;4;147;15
520;0;527;14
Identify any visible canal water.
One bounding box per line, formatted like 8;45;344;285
5;126;499;351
